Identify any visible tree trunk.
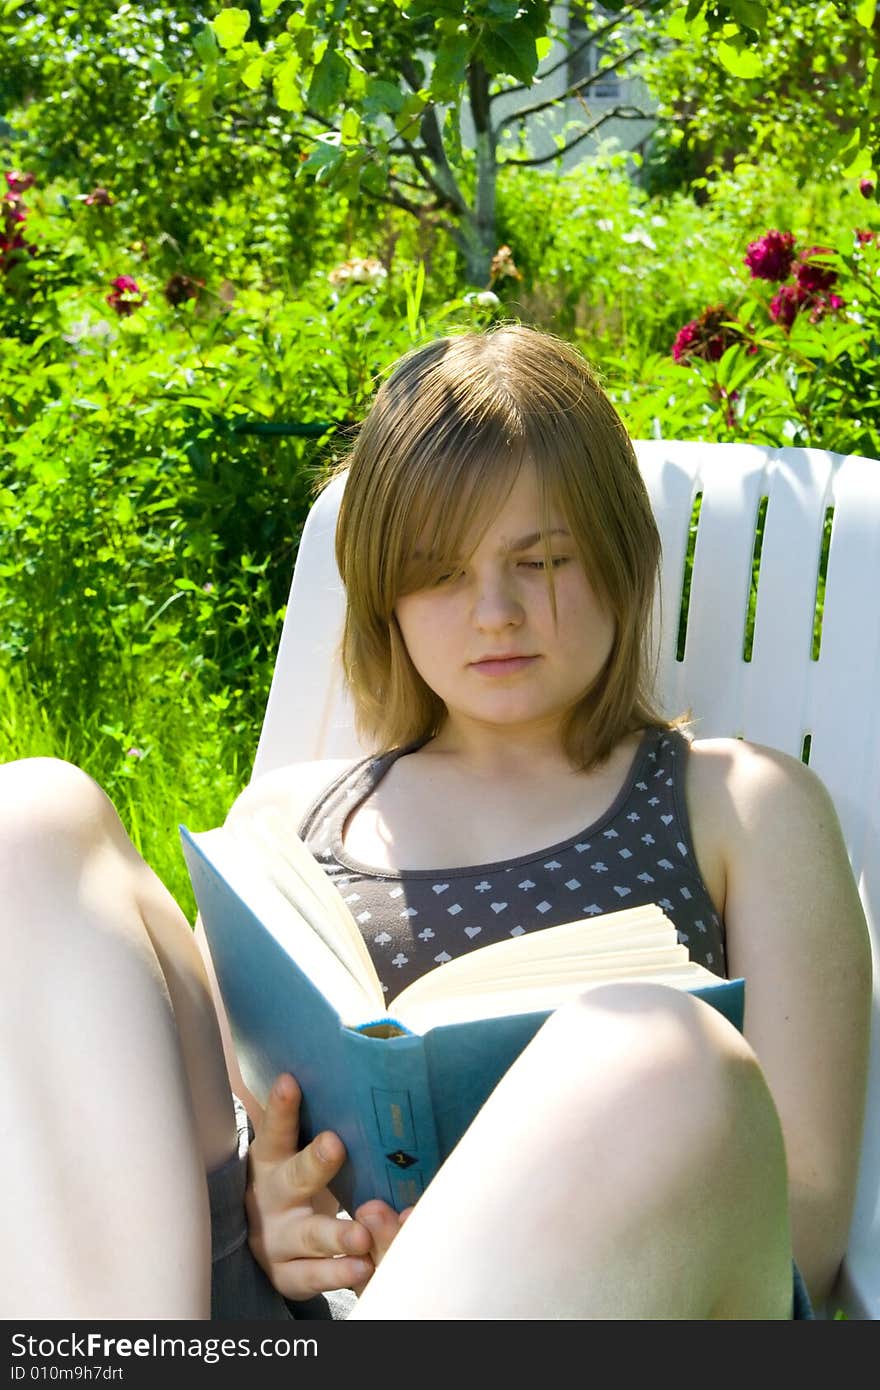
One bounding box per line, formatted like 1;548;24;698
455;58;497;287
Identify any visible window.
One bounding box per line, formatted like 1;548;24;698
566;4;621;100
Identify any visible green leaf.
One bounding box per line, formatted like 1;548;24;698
307;48;349;116
300;135;346;181
359;159;388;195
274;52;302;110
193;25;219;64
728;0;766;29
431;33;470;102
149;58;175;83
478;26;539;84
242;55;265;90
261;0;284;15
212;7;251;51
363;78;404;116
716;40;763;79
856;0;876;30
485;0;519;19
341;106;361;144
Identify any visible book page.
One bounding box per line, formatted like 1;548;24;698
390;904;682;1012
397;961;723;1033
229;806;380;989
401;944;694;997
190;824;383;1017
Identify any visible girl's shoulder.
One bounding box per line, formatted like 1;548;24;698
223;756;360;835
683;733;833;827
682;734;846;906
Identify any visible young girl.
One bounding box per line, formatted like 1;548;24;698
2;326;870;1320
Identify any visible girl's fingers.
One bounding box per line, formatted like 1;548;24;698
354;1199;408;1260
288;1210;372;1262
247;1074;302;1165
274;1129;347;1203
270;1254;375;1301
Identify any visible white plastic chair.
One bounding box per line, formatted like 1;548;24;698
251;441;880;1319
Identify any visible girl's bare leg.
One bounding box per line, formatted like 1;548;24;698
351;983;793;1319
0;758;237;1320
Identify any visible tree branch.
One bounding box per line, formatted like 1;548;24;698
496;46;644;130
501;105;654;167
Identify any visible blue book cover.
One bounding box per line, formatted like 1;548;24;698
180;822;745;1215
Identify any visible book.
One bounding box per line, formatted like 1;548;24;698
180;809;744;1215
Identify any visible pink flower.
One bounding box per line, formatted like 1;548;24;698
808;291;845;324
769;282;845;330
84;187;115;207
5;170;35;195
2;195;26;227
795;247;837;294
769;284;804;328
106;274;147;316
672;305;739;363
860;177;875;200
744;230;796;282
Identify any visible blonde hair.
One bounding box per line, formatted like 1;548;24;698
315;324;681;771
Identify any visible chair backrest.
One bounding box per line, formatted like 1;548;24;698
253;441;880;1316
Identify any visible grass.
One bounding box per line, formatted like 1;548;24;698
0;660;257;921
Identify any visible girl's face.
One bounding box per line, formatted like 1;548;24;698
393;461;616;746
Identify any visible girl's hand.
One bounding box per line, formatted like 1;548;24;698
350;1199;414;1296
245;1073;409;1300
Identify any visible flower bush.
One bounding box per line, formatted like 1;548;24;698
660;222;879;455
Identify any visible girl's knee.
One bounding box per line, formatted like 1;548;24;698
0;759;136;910
0;756;120;847
543;982;783;1169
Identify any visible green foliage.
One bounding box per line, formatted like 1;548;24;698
639;1;879;189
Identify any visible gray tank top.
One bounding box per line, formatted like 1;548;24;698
297;727;727;1000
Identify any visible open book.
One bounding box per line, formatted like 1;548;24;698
180;809;742;1214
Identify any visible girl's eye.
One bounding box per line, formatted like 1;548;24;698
521;557;570;570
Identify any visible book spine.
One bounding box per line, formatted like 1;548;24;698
341;1029;442;1214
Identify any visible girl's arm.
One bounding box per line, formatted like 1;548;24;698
688;738;872;1309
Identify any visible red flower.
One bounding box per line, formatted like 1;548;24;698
856;229;875;244
5;170;35;195
106;274;147;315
2;195;26;227
744;230;796;282
163;272;204;307
769;284;803;328
672;304;740;363
795;247;837;294
860;177;875;200
808;292;845;324
769;282;845;329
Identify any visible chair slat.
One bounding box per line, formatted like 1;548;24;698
741;449;834;753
